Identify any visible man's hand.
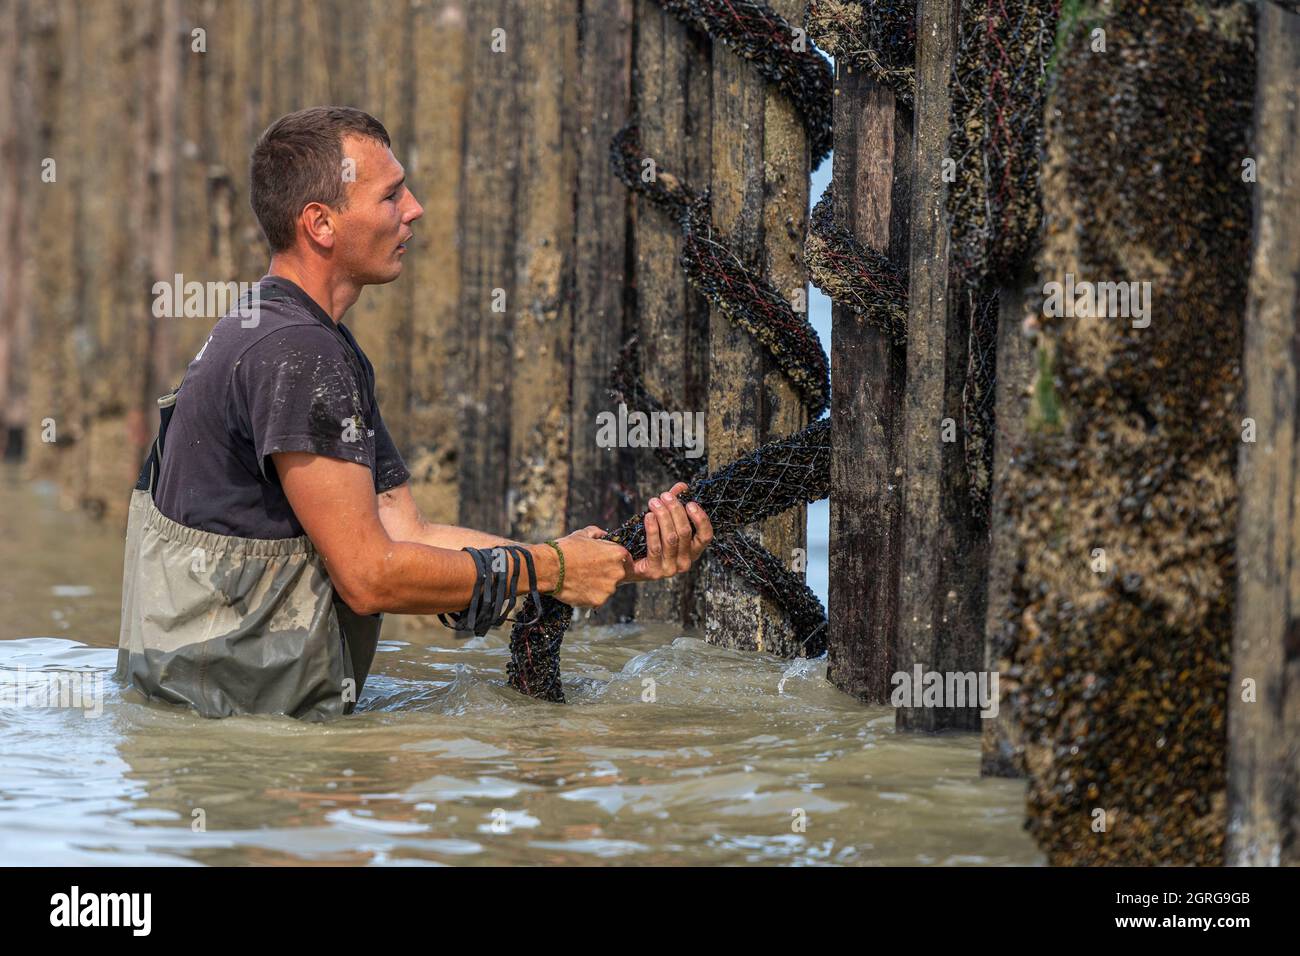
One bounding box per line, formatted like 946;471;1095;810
549;526;634;608
624;481;714;583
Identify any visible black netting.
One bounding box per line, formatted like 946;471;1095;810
611;121;831;418
609;338;829;653
509;419;831;701
609;337;708;483
804;186;908;345
655;0;835;168
712;531;829;656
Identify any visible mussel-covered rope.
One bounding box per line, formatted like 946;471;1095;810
653;0;836;169
610;122;831;419
609;338;830;655
804;0;917;107
508;419;832;702
947;0;1061;283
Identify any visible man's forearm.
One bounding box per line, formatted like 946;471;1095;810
375;519;562;614
401;520;522;552
356;537;559;616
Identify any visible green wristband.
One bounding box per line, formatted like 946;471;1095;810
544;539;565;596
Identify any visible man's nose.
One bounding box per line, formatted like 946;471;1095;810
405;193;424;222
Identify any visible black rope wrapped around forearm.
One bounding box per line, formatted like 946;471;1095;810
508;418;831;701
439;544;541;637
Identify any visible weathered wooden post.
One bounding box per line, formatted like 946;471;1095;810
897;0;987;731
0;0;33;461
404;0;469;522
1228;0;1300;867
23;0;86;507
503;0;578;543
454;0;585;544
144;0;181;438
821;33;912;703
1004;1;1255;864
625;0;712;626
980;266;1034;774
701;0;810;656
456;0;524;535
942;1;1063;775
568;0;638;624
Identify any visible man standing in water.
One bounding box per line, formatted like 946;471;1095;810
116;107;713;719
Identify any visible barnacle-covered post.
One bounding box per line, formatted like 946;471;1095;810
979;268;1036;775
699;0;812;655
1228;0;1300;867
943;0;1061;772
1005;0;1255;865
805;0;914;703
896;0;988;731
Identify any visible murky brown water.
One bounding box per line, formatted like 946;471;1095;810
0;465;1042;865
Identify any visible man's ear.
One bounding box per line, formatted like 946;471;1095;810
300;201;336;250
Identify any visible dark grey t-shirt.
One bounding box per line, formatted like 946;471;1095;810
154;275;410;539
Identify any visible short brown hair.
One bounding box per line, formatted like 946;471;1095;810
249;106;391;253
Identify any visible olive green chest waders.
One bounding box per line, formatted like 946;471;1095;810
114;322;382;722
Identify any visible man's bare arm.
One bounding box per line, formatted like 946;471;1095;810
377;480;716;584
376;482;520;551
275;454;557;615
274;454;636;613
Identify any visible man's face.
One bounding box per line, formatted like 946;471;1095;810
331;134;423;285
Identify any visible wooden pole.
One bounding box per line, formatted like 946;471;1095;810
701;0;809;657
406;0;469;524
506;0;578;543
23;0;82;509
145;0;180;423
0;0;29;460
456;0;521;535
568;0;637;623
981;266;1034;774
81;0;160;513
1228;0;1300;867
826;64;912;703
627;0;712;626
897;0;987;731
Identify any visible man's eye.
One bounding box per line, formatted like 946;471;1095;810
385;192;397;201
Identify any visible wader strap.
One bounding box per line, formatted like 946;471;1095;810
133;390;179;497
